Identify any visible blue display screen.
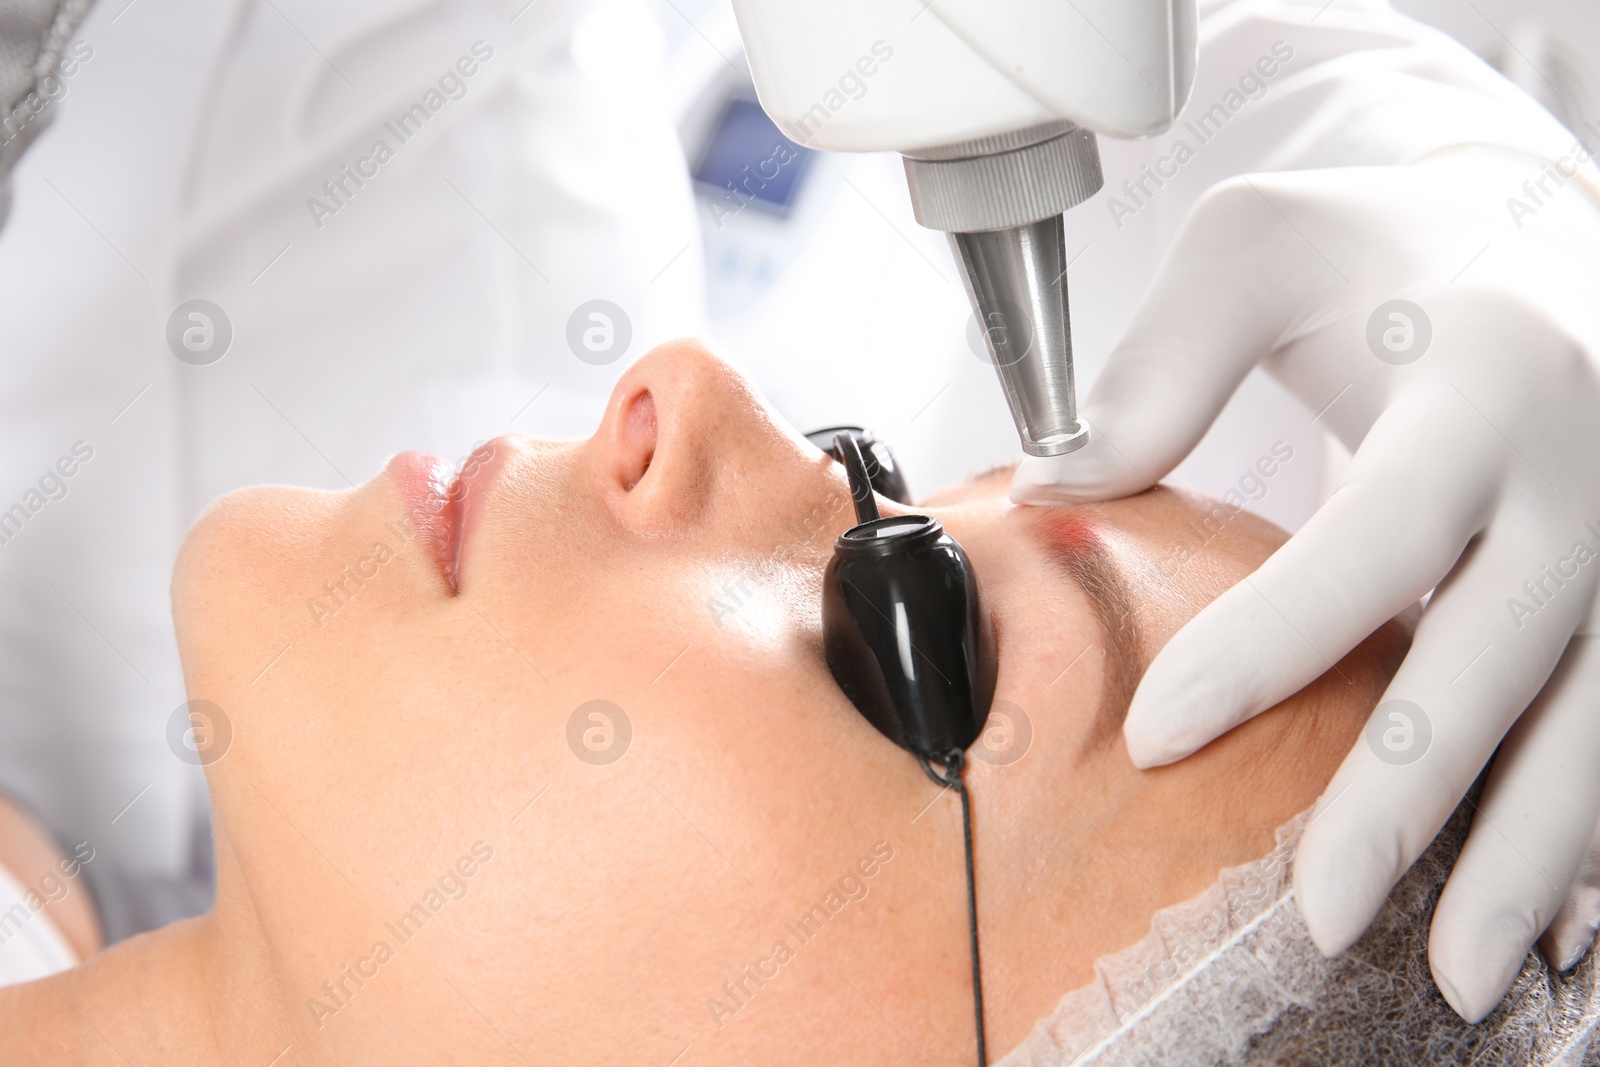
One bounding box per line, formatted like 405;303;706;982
693;98;812;216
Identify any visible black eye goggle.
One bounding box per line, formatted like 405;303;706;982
803;426;997;762
805;425;996;1066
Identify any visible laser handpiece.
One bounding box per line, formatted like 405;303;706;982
728;0;1197;463
903;121;1104;457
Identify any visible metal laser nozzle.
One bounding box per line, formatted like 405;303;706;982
950;218;1086;456
902;122;1104;458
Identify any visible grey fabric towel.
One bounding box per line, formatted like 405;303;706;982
0;0;93;229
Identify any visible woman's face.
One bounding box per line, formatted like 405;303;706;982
171;340;1388;1064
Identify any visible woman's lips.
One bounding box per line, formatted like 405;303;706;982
384;440;508;593
386;452;462;591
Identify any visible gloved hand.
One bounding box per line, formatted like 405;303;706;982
1013;147;1600;1021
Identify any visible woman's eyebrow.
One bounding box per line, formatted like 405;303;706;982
1030;515;1147;746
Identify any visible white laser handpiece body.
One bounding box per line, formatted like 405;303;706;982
729;0;1196;151
729;1;1197;458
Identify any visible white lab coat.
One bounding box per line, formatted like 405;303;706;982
0;0;1586;918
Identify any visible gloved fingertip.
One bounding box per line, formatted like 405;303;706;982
1538;896;1600;972
1540;927;1595;973
1430;943;1520;1024
1008;459;1097;506
1007;478;1087;507
1429;899;1539;1023
1121;712;1197;769
1120;656;1245;769
1007;437;1156;506
1293;833;1393;960
1431;970;1477;1024
1296;887;1365;960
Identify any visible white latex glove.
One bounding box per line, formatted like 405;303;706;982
1013;147;1600;1022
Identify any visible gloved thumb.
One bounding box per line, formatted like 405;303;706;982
1011;177;1306;505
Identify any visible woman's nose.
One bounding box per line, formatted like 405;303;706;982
592;339;836;538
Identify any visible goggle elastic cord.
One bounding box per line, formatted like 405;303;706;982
835;432;881;524
918;747;987;1066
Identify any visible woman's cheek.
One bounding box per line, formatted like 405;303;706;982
698;560;819;651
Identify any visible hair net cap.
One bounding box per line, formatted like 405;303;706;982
1000;797;1600;1066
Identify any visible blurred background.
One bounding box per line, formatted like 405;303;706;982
0;0;1595;939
